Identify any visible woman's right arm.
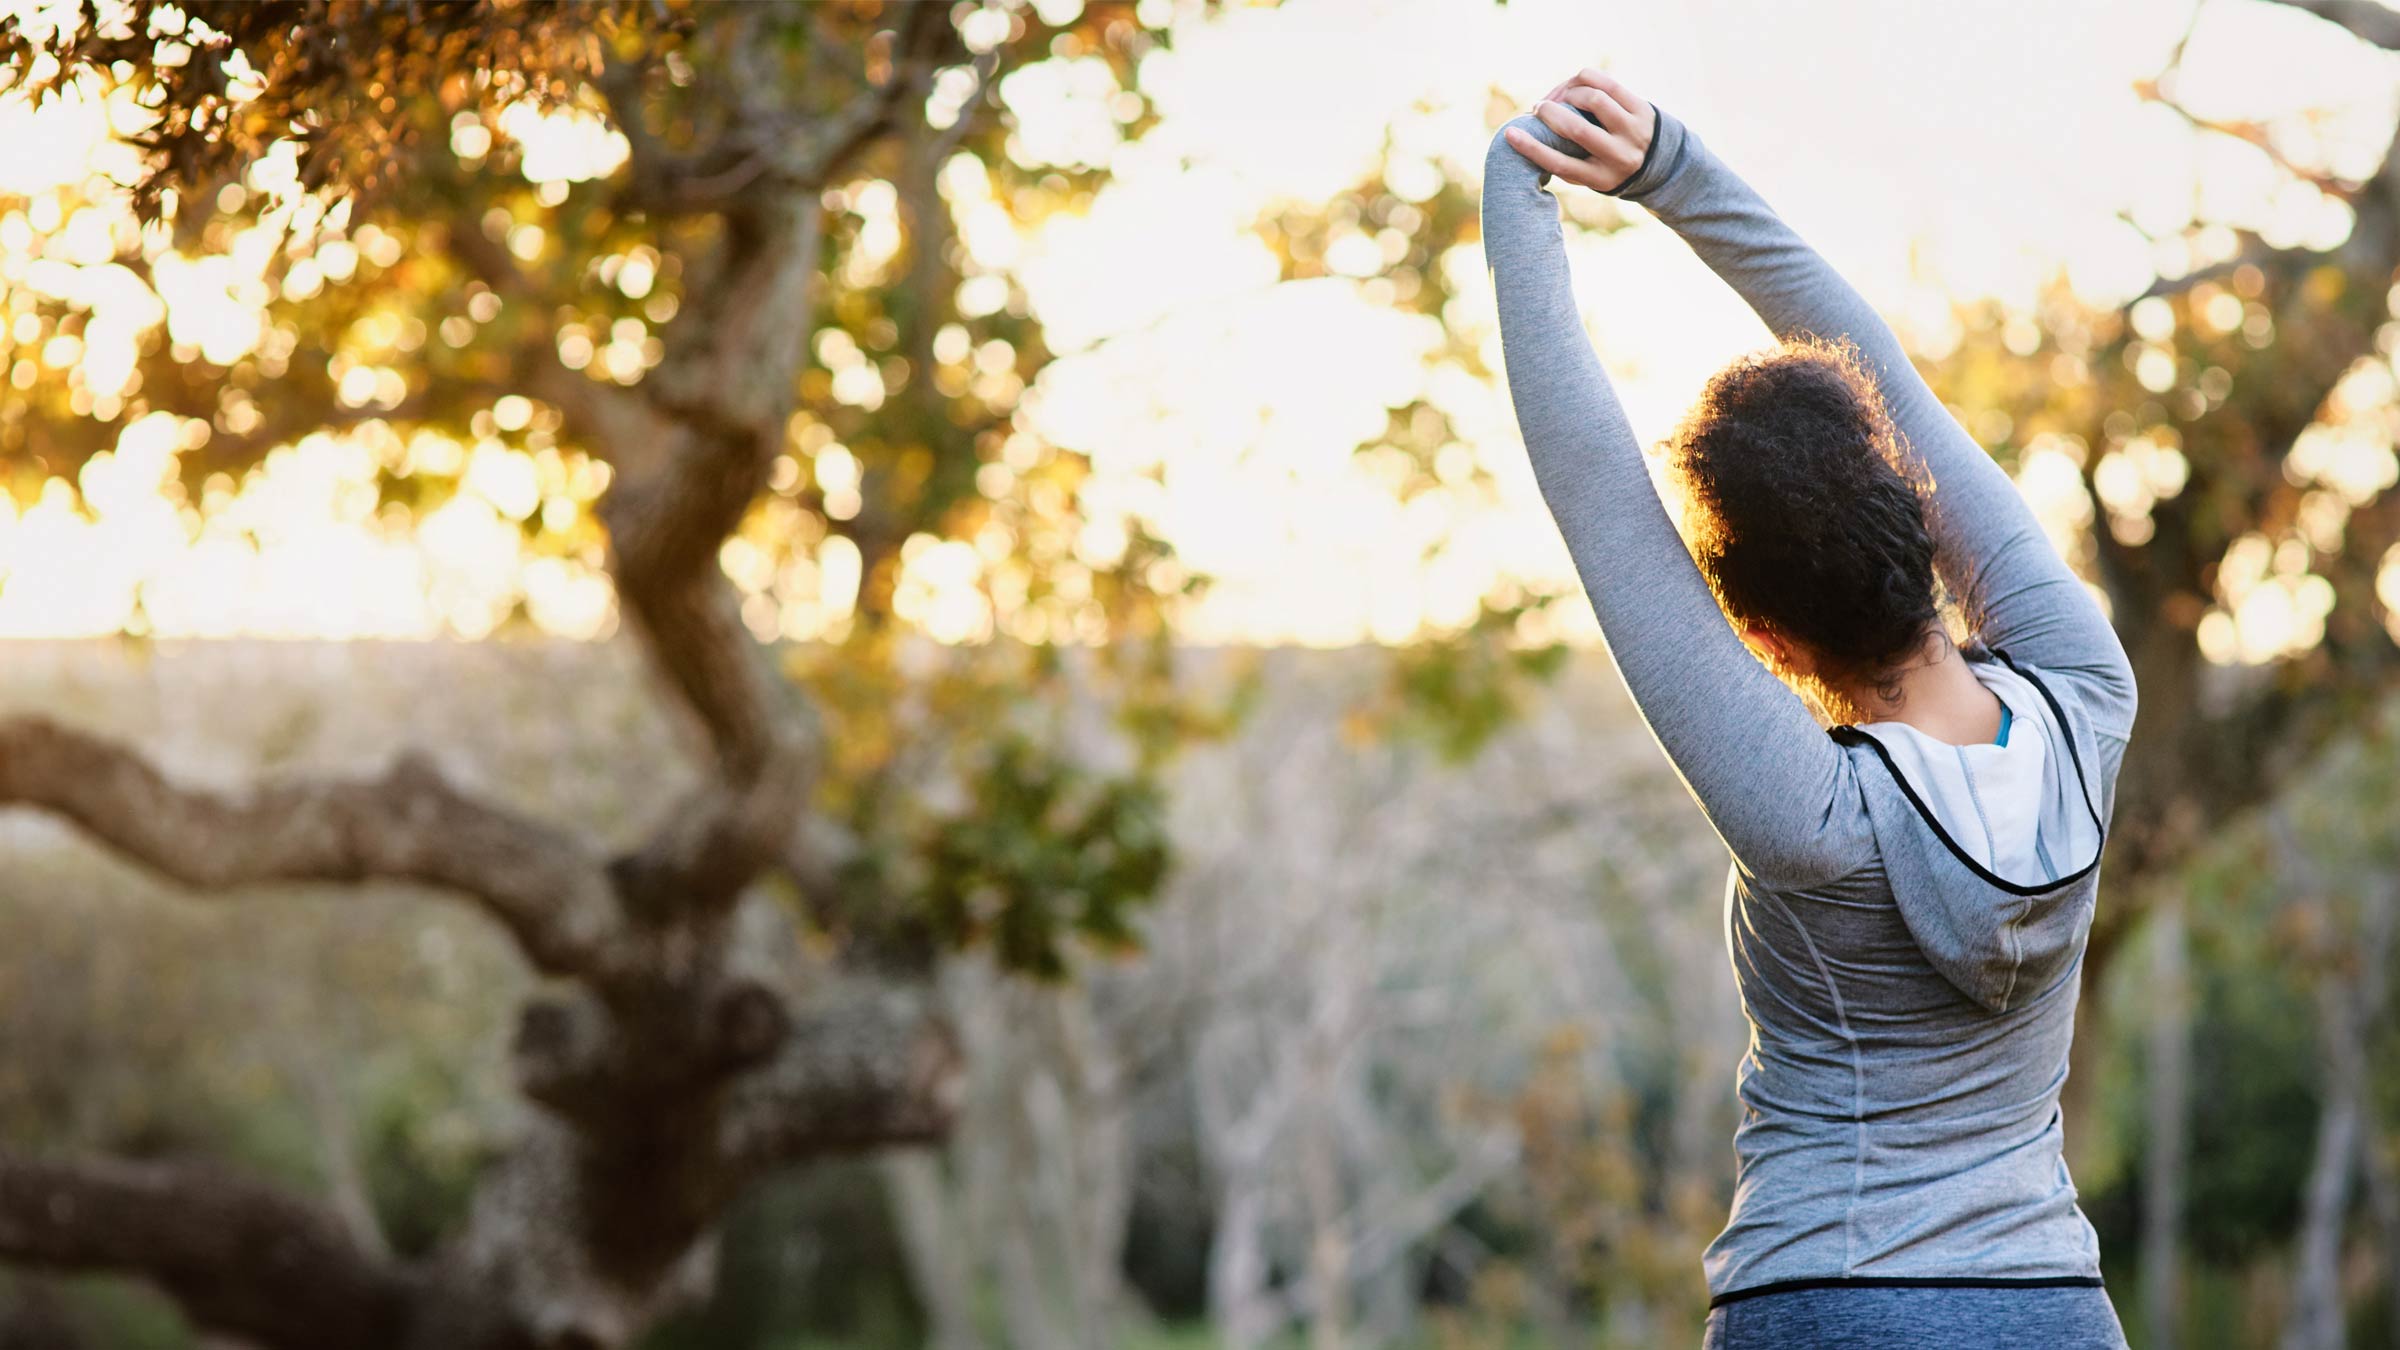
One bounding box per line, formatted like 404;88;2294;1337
1577;78;2138;741
1482;102;1874;894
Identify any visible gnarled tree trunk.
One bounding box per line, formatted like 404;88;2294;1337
0;7;981;1346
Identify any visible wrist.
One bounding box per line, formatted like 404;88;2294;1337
1603;105;1663;196
1607;103;1690;201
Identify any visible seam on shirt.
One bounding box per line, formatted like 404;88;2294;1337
1763;889;1865;1276
1998;889;2031;1013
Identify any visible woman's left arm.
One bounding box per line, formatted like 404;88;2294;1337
1482;97;1870;893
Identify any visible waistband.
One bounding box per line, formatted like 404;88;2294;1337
1710;1275;2106;1310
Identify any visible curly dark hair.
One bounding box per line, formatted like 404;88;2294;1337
1666;335;1943;708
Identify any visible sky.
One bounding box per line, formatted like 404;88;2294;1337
1019;0;2398;648
0;0;2394;651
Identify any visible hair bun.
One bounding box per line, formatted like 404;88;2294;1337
1666;336;1939;692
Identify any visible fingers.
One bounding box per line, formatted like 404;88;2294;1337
1502;123;1617;193
1569;67;1652;126
1557;84;1638;138
1531;99;1642;188
1533;97;1609;156
1511;66;1653;192
1540;68;1583;104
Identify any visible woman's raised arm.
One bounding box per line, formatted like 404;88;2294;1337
1481;100;1872;892
1528;72;2136;741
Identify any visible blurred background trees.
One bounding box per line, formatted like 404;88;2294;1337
0;0;2393;1346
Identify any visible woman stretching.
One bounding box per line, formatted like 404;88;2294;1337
1484;69;2139;1347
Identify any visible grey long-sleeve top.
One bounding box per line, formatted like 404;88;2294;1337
1482;100;2140;1303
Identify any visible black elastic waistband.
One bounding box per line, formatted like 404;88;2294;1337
1709;1275;2106;1309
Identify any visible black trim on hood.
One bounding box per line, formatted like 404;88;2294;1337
1826;647;2106;899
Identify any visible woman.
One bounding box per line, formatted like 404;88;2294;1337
1484;70;2139;1347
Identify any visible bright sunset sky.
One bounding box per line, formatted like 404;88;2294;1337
0;0;2395;653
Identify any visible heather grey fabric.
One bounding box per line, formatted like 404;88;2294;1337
1480;99;2139;1306
1702;1282;2128;1348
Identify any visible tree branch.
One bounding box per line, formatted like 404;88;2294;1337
372;157;810;924
0;1149;420;1350
718;986;963;1170
592;53;754;216
591;196;828;914
770;1;962;190
607;698;816;918
593;3;961;217
2138;86;2353;194
270;4;967;936
0;716;625;979
434;11;967;921
2270;0;2400;51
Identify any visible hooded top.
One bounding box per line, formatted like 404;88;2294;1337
1838;647;2109;1015
1481;95;2139;1304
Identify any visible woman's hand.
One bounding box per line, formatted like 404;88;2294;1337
1503;68;1655;193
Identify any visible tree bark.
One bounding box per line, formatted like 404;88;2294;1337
0;716;625;979
0;1150;423;1350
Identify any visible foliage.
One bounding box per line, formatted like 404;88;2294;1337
1351;593;1573;763
0;0;1251;982
2;0;644;221
0;2;1266;1344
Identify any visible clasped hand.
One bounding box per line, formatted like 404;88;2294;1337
1502;68;1655;194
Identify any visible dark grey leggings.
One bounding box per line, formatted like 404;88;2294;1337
1702;1283;2129;1348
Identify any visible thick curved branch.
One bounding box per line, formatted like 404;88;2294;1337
593;53;754;216
2272;0;2400;51
718;987;963;1171
607;685;816;917
0;1149;420;1350
595;3;961;217
439;8;961;914
590;196;827;912
771;2;963;189
0;716;625;978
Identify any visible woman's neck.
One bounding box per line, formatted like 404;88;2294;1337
1835;634;2004;745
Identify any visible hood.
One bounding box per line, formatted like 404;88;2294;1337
1829;647;2107;1014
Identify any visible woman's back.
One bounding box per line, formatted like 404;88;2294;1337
1709;649;2120;1300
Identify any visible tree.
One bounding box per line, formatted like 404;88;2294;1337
0;1;1226;1344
